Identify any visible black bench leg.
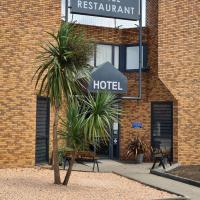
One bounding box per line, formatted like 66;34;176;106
63;158;67;170
63;158;71;170
96;161;99;172
151;159;157;169
92;161;95;172
169;159;172;166
92;160;99;172
167;157;172;166
159;159;166;169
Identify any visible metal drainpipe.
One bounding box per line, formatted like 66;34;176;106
65;0;68;22
121;0;143;100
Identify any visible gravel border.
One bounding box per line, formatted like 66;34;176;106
0;168;177;200
151;169;200;188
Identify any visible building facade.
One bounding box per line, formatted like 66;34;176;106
0;0;199;168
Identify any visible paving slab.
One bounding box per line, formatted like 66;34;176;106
63;159;200;200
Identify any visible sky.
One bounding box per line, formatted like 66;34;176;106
61;0;146;28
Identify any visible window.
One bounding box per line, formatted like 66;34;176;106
114;46;119;69
96;45;112;66
126;46;146;70
89;44;148;72
89;44;120;69
88;50;95;67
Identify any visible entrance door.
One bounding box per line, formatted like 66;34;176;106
35;96;50;164
95;122;120;160
151;102;173;159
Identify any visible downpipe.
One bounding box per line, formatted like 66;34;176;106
121;0;143;101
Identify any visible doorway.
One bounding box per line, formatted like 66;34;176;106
151;102;173;160
35;96;50;164
95;122;120;160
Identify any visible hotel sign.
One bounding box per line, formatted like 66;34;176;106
88;62;128;94
71;0;140;21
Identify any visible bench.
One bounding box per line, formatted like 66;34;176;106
63;151;99;172
151;148;172;169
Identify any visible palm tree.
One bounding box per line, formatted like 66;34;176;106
59;92;120;186
33;22;93;184
59;97;87;186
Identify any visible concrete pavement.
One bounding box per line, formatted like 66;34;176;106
69;159;200;200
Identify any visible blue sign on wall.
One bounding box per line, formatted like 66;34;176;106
132;122;142;128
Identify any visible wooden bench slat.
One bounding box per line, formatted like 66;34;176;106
63;151;99;172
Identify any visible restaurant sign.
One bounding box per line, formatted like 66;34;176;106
71;0;140;21
88;62;128;94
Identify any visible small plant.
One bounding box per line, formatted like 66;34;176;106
127;136;148;160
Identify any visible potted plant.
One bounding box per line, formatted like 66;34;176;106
127;136;148;163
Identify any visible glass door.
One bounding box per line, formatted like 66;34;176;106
151;102;173;160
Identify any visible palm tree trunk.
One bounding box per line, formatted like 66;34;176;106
52;102;61;184
63;152;75;186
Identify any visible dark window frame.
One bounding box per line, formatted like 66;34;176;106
123;43;148;72
93;43;120;69
90;43;148;73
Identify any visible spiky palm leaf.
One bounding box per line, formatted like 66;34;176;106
59;98;88;151
83;92;120;144
59;92;120;151
33;22;93;106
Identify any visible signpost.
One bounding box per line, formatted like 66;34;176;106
88;62;128;94
71;0;140;21
69;0;143;100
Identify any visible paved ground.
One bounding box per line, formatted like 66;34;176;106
66;159;200;200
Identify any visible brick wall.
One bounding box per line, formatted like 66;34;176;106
158;0;200;164
119;0;178;161
1;0;198;167
0;0;60;168
146;0;178;162
78;11;178;161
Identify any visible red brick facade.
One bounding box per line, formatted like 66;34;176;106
0;0;60;168
158;0;200;164
0;0;199;167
